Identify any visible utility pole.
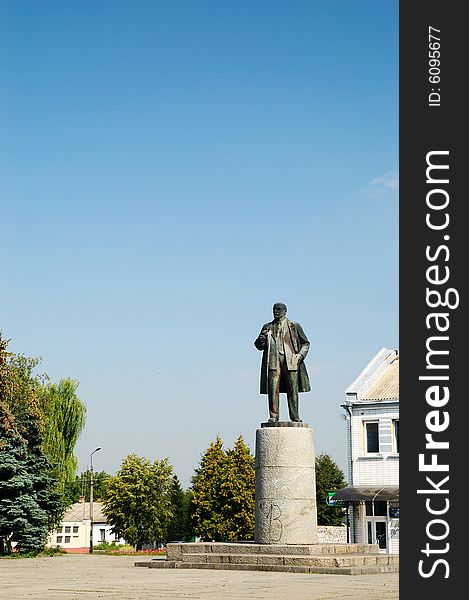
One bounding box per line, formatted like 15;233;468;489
89;447;101;554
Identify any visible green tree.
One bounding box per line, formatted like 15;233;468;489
190;435;255;542
0;335;62;555
37;379;86;494
190;436;227;541
219;435;255;540
64;470;111;504
315;453;347;526
102;454;174;550
166;476;191;542
0;333;86;503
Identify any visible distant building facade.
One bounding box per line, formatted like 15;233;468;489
333;347;399;554
48;498;125;553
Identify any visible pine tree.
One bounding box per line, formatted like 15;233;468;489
166;476;191;542
189;436;227;541
190;435;255;542
315;453;347;526
219;435;255;541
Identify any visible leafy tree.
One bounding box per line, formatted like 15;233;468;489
190;435;255;542
37;379;86;494
102;454;174;550
0;335;62;555
315;453;347;526
0;333;86;501
166;476;191;542
64;470;111;504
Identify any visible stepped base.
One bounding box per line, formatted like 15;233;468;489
135;542;399;576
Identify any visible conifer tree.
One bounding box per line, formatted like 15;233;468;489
189;436;227;541
219;435;255;540
315;453;347;526
190;435;255;541
166;476;191;542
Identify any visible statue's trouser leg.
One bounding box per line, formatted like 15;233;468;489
268;366;280;419
281;357;300;421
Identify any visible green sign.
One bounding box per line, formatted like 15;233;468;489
326;492;345;507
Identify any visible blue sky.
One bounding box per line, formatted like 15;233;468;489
1;0;398;487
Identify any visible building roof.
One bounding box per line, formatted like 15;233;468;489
344;347;399;404
332;486;399;503
62;501;107;523
361;356;399;401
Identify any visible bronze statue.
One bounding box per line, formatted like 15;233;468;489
254;303;310;423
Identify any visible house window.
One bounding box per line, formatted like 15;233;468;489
64;526;71;533
365;421;379;453
393;419;399;453
56;536;63;543
374;501;387;516
56;527;63;533
114;532;120;541
73;526;79;533
100;529;106;542
64;536;71;543
365;501;387;517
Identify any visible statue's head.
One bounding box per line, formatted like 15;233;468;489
273;302;287;320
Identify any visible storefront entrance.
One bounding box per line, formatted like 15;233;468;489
365;500;388;551
366;519;387;550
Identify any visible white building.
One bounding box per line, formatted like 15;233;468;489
333;347;399;554
48;498;125;553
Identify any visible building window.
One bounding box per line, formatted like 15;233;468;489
100;529;106;542
367;522;373;544
393;419;399;453
56;527;63;533
73;526;79;533
374;501;387;516
64;526;71;533
365;421;379;453
56;536;63;543
114;532;120;541
365;501;387;517
64;536;71;543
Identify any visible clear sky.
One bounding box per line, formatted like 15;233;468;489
1;0;398;488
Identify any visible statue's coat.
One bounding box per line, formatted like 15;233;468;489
254;319;311;395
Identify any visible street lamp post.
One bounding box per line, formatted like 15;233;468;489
89;447;101;554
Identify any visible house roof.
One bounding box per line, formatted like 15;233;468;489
361;356;399;401
344;347;399;404
62;501;107;523
332;485;399;503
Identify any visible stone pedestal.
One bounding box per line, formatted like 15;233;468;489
254;422;318;545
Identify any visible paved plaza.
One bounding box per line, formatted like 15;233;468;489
0;554;398;599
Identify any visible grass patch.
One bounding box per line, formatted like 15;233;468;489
1;546;67;559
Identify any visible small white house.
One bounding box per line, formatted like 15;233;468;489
333;347;399;554
48;498;125;553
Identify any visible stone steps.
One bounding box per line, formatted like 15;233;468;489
167;541;382;558
134;542;399;576
174;552;398;568
135;560;399;576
